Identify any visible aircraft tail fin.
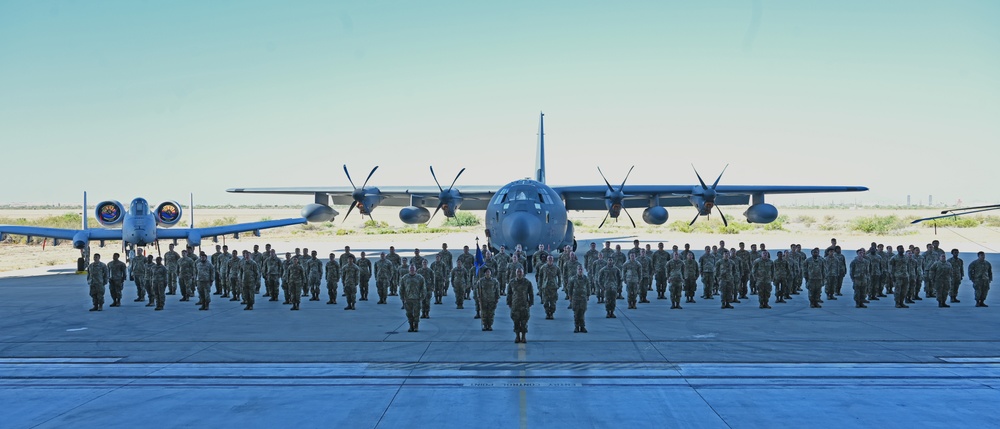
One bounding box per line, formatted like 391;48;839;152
82;192;88;230
189;193;194;229
535;112;546;184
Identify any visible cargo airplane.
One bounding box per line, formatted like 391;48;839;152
228;113;867;263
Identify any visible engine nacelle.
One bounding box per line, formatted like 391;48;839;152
744;203;779;224
72;231;89;249
301;204;337;223
642;206;669;225
399;206;430;224
95;201;125;227
155;201;183;227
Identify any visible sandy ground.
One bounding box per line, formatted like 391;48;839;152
3;207;999;273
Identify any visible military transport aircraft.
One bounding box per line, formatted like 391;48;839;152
228;113;867;261
0;193;306;250
911;204;1000;224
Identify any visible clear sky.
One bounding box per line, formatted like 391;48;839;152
1;1;998;208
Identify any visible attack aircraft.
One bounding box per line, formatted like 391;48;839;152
0;194;306;252
228;113;867;266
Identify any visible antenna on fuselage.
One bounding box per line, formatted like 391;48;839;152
535;112;546;185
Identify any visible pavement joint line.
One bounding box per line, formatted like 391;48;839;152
373;342;429;429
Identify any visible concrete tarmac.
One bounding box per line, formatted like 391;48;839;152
0;251;997;428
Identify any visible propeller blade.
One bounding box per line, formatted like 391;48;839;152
623;207;636;228
361;166;379;189
343;201;358;222
429;166;443;192
343;165;357;190
597;167;615;193
692;165;708;190
446;168;466;192
716;205;728;227
428;203;443;224
689;212;700;226
711;164;729;189
598;211;611;228
619;165;635;191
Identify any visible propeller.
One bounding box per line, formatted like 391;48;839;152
343;164;379;221
689;164;729;226
597;165;636;228
427;166;466;223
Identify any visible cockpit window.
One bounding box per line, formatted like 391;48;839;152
514;191;531;201
131;198;148;214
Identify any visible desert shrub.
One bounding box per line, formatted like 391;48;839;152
444;212;481;227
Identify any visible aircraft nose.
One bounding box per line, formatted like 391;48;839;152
503;212;541;245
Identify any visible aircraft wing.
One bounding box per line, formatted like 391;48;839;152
911;204;1000;224
555;185;868;211
156;218;309;240
227;186;500;210
0;225;122;241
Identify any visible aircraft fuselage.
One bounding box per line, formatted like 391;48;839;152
485;179;573;255
122;198;158;246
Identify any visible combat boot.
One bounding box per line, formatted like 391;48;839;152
951;297;960;303
606;311;612;318
580;327;587;333
574;326;580;333
475;311;481;319
344;304;351;310
244;305;253;310
939;303;951;308
327;299;335;305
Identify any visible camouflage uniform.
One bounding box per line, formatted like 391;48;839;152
451;265;470;309
341;262;360;310
866;251;883;300
682;256;700;302
665;257;685;309
751;257;774;308
307;256;323;301
622;258;643;309
889;253;910;308
195;257;213;310
699;252;716;300
568;271;590;332
218;252;232;297
716;257;738;308
598;263;621;317
107;258;127;307
178;255;195;301
507;276;534;342
374;258;394;304
437;248;454;296
849;255;871;308
948;254;965;302
803;253;827;308
130;254;147;301
263;254;283;301
386;251;401;296
968;257;992;306
227;256;241;301
357;256;372;301
241;258;261;310
431;259;449;304
538;262;561;318
86;259;108;310
637;253;652;303
150;262;168;310
164;249;180;295
325;258;341;304
286;260;305;310
476;275;501;331
417;265;435;318
652;248;669;297
400;272;426;332
928;259;953;307
210;249;223;294
772;255;790;302
494;251;510;296
734;248;751;298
